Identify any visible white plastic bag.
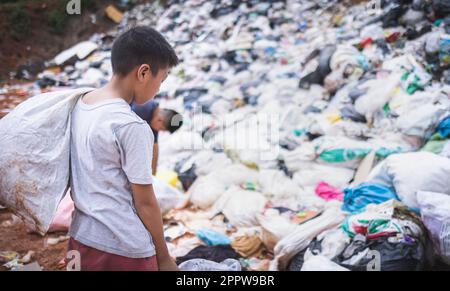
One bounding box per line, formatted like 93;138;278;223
292;162;355;189
0;88;92;235
153;176;187;215
270;201;346;271
257;210;297;251
417;191;450;265
258;169;301;200
188;164;259;209
366;152;450;210
301;255;349;271
178;259;242;271
213;186;267;227
396;103;448;138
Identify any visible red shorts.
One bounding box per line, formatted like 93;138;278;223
66;238;158;271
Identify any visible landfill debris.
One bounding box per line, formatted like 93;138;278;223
231;235;266;258
0;251;19;264
417;191;450;265
15;262;43;272
53;41;99;66
1;0;450;271
1;214;21;228
178;258;241;271
18;251;35;264
105;5;124;24
46;235;70;246
196;229;231;246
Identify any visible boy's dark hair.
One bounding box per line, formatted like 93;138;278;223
161;109;183;134
111;26;179;76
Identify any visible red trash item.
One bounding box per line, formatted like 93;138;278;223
359;37;373;49
386;32;401;43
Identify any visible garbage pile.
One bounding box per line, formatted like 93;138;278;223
1;0;450;271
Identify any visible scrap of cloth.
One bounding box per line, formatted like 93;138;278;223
231;235;266;258
175;245;241;265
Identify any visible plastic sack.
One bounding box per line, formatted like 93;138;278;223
258;169;301;201
257;210;297;251
178;259;241;271
301;255;349;271
188;164;259;209
313;136;402;169
213;186;267;227
188;175;226;209
417;191;450;265
354;73;402;121
366;152;450;210
152;176;188;215
437;116;450;138
396;103;448;138
0;88;92;235
292;162;355;189
270;201;346;270
442;141;450;159
196;229;231;246
342;183;398;213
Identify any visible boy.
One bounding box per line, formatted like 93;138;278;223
131;101;183;175
67;26;179;271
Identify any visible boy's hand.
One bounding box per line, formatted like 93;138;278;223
158;255;179;271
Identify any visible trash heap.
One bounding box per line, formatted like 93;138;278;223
1;0;450;271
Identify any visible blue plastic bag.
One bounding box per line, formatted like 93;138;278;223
437;116;450;138
196;229;231;246
342;183;399;213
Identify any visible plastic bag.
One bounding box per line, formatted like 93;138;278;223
270;201;346;270
196;229;231;246
0;88;92;235
354;73;402;121
257;210;297;252
152;176;187;215
315;181;344;202
342;183;399;213
417;191;450;265
301;255;349;271
396;103;448;138
213;186;267;227
258;169;302;201
366;152;450;210
178;259;242;271
188;164;259;209
292;162;355;189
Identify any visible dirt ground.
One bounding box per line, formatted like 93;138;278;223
0;0;149;84
0;209;67;271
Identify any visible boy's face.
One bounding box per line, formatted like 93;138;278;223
133;65;169;104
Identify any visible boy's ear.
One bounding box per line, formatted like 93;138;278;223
136;64;151;81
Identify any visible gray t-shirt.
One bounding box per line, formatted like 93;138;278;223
69;97;156;258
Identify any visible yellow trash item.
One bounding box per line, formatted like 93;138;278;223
105;5;124;24
156;170;180;188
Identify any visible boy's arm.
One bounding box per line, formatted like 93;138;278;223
152;143;158;176
131;183;179;271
